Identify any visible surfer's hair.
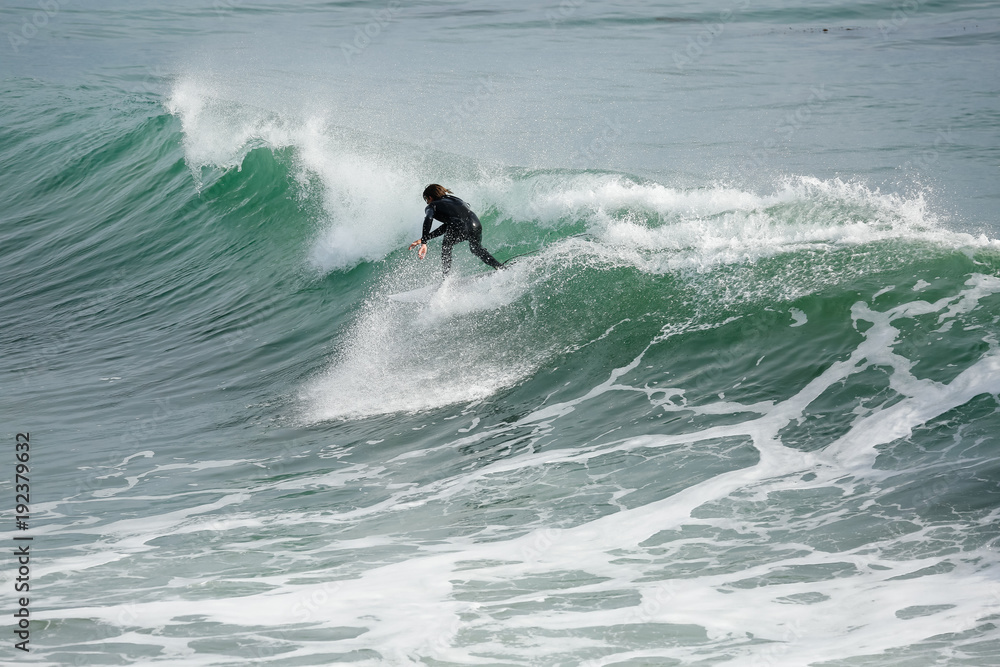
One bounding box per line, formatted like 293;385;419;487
422;184;452;200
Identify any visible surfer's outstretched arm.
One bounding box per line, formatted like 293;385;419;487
408;226;445;259
409;204;446;259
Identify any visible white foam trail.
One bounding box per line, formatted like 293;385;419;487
293;273;1000;662
300;261;539;421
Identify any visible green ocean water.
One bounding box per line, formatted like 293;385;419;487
3;1;1000;665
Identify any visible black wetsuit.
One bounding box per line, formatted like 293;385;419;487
420;195;502;275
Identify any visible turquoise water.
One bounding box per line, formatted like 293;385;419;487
2;1;1000;665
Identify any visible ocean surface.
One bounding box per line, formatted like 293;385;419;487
3;1;1000;665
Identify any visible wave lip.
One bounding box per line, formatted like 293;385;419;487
167;77;424;273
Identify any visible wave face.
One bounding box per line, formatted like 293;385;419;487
3;2;1000;664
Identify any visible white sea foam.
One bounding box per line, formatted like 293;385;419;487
166;79;999;283
38;273;1000;665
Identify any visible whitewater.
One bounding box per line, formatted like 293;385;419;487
2;1;1000;665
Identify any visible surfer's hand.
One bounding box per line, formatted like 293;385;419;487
408;240;427;259
408;239;427;258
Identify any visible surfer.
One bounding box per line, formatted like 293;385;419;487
408;184;503;275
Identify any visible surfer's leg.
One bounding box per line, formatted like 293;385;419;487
467;222;502;269
469;240;502;269
441;237;455;275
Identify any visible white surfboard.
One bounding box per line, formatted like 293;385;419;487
387;283;440;303
387;272;492;303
